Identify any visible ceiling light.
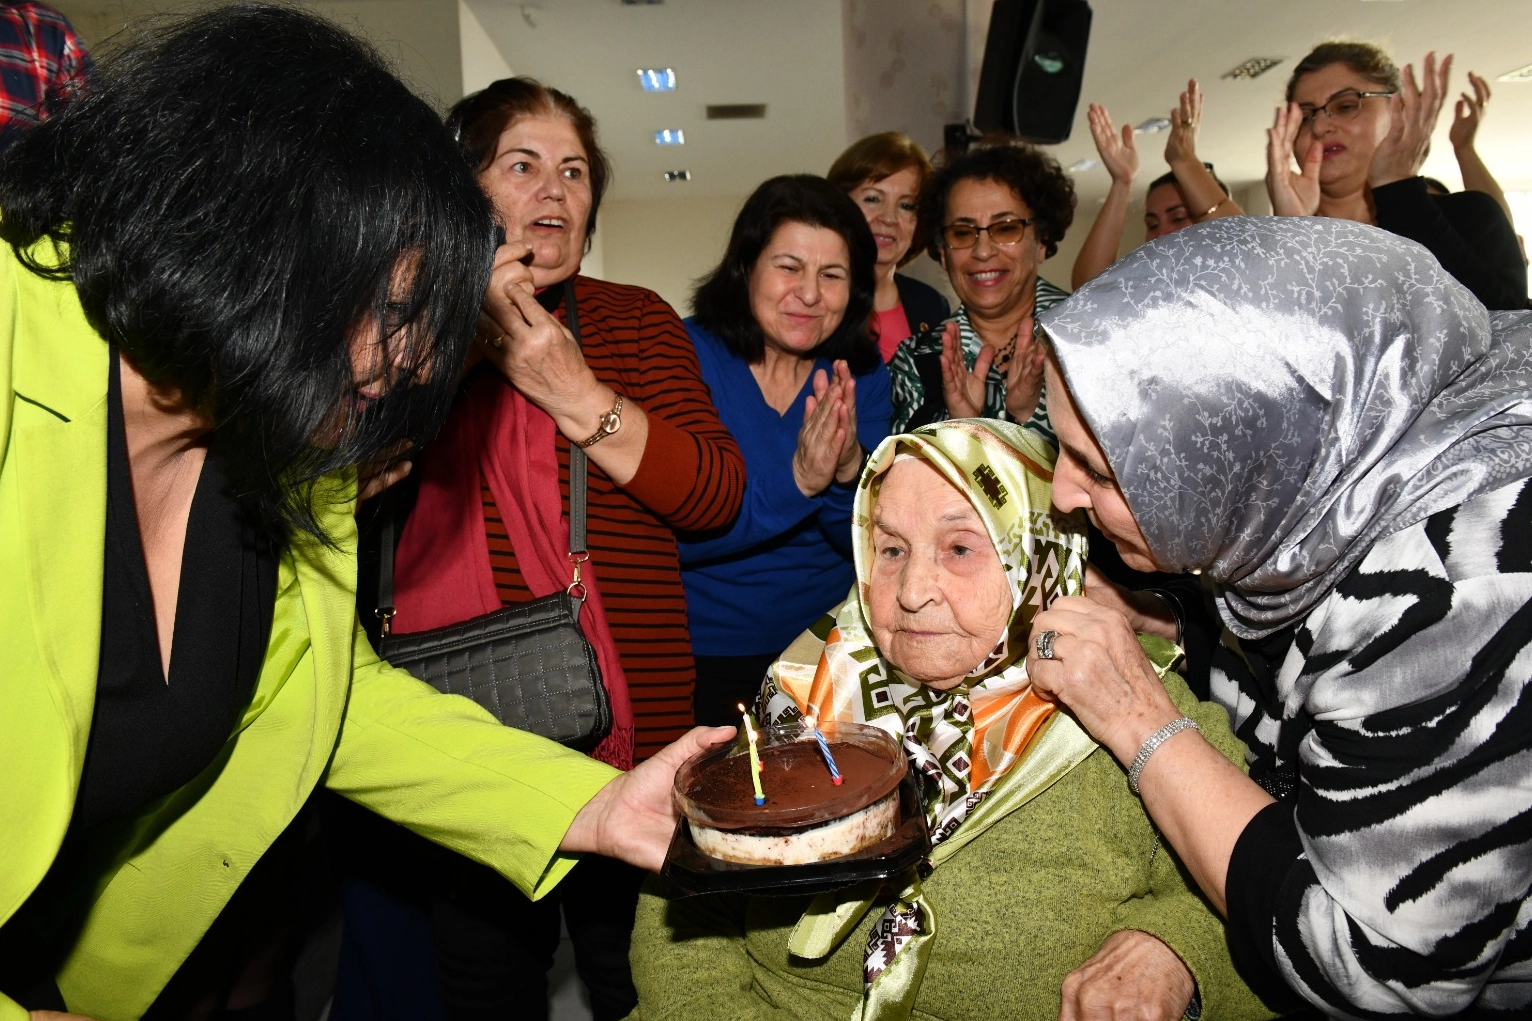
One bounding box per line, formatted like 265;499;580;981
1497;62;1532;82
1068;158;1100;173
663;170;691;182
638;68;676;92
1222;57;1285;81
654;129;684;145
1134;117;1170;134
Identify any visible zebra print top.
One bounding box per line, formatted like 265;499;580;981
1213;477;1532;1018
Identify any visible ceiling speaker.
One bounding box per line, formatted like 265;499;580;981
973;0;1092;144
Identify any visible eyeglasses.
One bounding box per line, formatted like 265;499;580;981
941;217;1036;250
1297;90;1395;131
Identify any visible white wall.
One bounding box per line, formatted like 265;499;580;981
458;0;512;97
595;195;744;316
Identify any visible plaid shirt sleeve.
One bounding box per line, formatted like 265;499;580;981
0;1;90;130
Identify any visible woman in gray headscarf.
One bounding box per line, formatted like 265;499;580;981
1026;215;1532;1019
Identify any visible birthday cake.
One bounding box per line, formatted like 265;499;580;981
674;722;906;866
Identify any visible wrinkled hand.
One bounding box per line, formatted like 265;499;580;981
1449;70;1490;152
793;365;851;496
1087;103;1138;186
1370;52;1452;188
939;321;989;419
560;726;736;872
1163;79;1202;167
1026;596;1181;765
479;241;601;418
1058;929;1196;1021
1266;103;1321;216
1001;318;1045;424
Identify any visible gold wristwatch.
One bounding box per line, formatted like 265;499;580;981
578;392;624;448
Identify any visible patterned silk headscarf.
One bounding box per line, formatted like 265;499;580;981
763;418;1088;838
1041;216;1532;639
763;419;1089;1003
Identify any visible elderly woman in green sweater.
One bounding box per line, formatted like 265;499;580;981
627;420;1272;1021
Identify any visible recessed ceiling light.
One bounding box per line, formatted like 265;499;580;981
663;170;691;182
1497;62;1532;82
1068;158;1100;173
638;68;676;92
1222;57;1285;81
654;129;685;145
1134;117;1170;134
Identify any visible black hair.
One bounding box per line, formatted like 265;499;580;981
1147;163;1231;199
0;3;495;541
922;136;1075;260
692;175;878;374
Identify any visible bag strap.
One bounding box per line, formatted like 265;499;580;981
376;277;589;635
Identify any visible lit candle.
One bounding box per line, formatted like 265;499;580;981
739;703;766;805
804;713;843;785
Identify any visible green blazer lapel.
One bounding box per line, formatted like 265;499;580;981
0;252;110;921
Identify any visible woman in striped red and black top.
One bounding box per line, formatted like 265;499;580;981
386;78;743;1021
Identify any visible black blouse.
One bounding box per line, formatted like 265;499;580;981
0;353;276;1007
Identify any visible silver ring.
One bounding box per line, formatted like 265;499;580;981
1035;629;1059;660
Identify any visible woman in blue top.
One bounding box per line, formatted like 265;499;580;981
682;175;893;725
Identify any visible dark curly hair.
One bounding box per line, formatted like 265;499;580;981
692;175;879;374
921;135;1075;260
0;3;495;541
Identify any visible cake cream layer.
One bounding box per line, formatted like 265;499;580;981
687;789;899;865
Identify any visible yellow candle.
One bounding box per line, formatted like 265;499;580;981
739;703;766;805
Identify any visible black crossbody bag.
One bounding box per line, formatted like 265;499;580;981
374;279;612;748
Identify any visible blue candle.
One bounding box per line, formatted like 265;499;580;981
805;714;843;785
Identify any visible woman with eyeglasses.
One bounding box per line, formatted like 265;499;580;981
1266;42;1526;309
888;137;1075;440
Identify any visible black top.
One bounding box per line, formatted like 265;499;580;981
0;354;276;1008
892;272;951;338
74;351;277;829
1373;176;1528;311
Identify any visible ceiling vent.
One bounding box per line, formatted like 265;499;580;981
1498;62;1532;82
1222;57;1285;81
705;104;768;120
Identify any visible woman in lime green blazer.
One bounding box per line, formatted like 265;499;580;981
0;9;723;1020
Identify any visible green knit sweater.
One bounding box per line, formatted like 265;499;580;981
627;676;1273;1021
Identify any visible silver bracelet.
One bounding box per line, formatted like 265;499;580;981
1127;717;1200;795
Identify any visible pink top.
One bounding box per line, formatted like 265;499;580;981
873;303;913;363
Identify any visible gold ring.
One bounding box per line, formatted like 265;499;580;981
485;333;504;350
1181;118;1194;127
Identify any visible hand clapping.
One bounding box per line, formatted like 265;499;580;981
1370;51;1452;188
1266;102;1322;217
792;359;860;497
1086;103;1138;186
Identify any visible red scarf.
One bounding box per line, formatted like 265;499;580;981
391;368;635;769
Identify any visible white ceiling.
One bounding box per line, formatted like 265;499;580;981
465;0;849;200
462;0;1532;209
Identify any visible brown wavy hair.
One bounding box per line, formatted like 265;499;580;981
1285;41;1401;102
445;77;613;242
827;132;935;266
